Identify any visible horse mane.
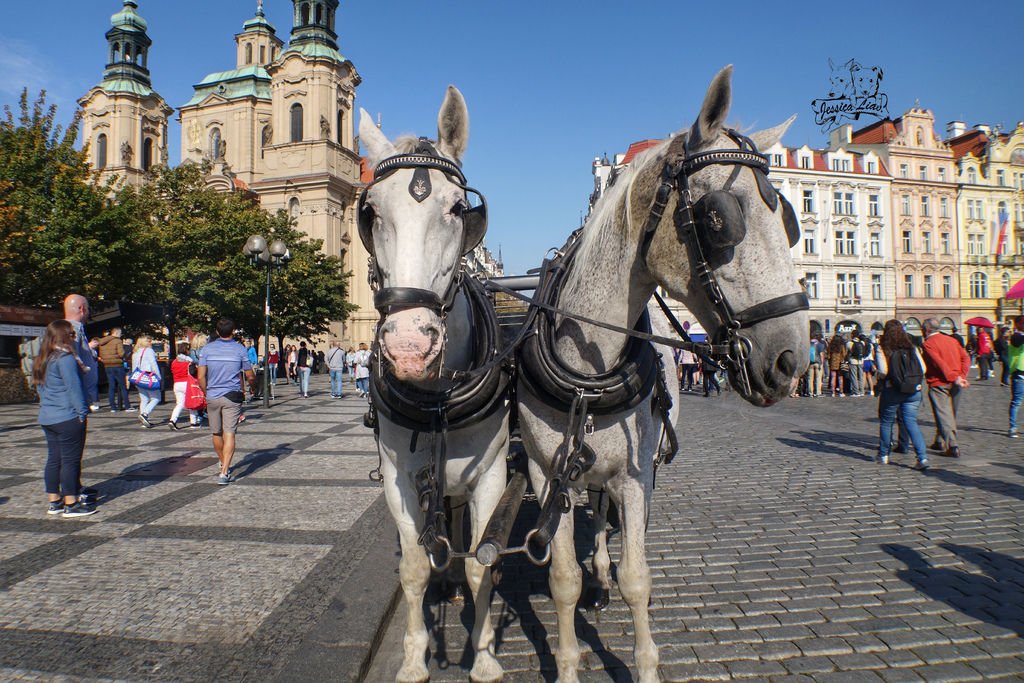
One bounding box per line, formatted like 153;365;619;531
392;134;460;164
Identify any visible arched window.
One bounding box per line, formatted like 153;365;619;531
316;3;323;24
112;43;120;63
968;167;977;184
301;3;310;24
260;45;266;64
336;109;344;145
209;127;222;159
969;272;988;299
124;44;132;63
140;49;147;67
1003;272;1011;294
290;103;303;142
142;138;153;171
289;198;300;220
245;44;253;65
916;129;923;145
96;134;108;170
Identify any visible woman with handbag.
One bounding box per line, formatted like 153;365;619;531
33;319;96;517
131;336;162;428
168;342;200;430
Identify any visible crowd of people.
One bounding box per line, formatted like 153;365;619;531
30;292;375;518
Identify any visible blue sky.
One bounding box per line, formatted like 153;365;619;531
1;1;1022;275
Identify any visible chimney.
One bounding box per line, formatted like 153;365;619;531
829;124;853;148
946;121;967;139
973;124;991;135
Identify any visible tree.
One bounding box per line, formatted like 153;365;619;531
114;162;354;349
0;90;130;306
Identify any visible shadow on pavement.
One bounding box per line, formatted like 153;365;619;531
882;543;1024;636
230;444;294;479
777;430;876;463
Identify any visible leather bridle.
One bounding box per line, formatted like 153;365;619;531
639;128;809;395
358;138;488;316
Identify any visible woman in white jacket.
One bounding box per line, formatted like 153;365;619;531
131;336;163;428
874;320;929;470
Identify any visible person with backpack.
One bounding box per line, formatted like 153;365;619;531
847;334;868;396
874;319;929;470
1007;315;1023;439
922;318;971;459
326;342;347;398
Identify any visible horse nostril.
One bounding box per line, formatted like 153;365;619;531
775;350;797;377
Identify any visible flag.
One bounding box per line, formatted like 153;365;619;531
995;207;1010;255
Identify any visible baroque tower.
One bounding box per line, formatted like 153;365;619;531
179;1;284;190
79;1;173;187
251;0;371;346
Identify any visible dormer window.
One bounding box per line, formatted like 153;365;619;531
968;167;977;184
866;161;876;174
800;156;811;169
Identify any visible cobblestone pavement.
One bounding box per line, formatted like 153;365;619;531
367;378;1024;682
0;375;398;682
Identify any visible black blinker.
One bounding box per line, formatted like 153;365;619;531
693;190;746;253
778;192;800;248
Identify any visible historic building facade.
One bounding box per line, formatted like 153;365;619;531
80;1;501;348
78;1;174;189
762;140;895;338
844;109;961;335
948;122;1024;327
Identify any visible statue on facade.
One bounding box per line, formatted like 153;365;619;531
187;119;202;151
262;124;273;147
216;139;227;161
320;115;331;139
120;141;133;165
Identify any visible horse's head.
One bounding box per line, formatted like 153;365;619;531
643;66;809;406
358;86;486;382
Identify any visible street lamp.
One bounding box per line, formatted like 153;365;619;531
244;234;290;408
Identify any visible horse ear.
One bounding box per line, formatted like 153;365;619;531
436;85;469;163
748;115;797;151
359;108;396;167
688;65;733;151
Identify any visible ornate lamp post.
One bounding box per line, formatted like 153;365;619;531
244;235;290;408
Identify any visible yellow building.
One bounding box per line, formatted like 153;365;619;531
179;0;373;347
846;109;960;333
78;1;174;189
949;122;1024;327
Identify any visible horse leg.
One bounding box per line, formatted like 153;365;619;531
615;481;659;683
585;489;612;611
527;458;582;682
393;519;432;683
464;469;505;682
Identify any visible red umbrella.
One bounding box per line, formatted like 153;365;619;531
963;316;994;328
1006;277;1024;300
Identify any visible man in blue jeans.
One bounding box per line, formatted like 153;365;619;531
326;342;346;398
1009;315;1024;439
198;318;255;485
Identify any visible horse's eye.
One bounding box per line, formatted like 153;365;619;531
450;200;467;218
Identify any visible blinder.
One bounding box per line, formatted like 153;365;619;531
692;190;746;258
778;191;799;248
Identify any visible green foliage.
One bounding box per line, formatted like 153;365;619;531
0;90;121;306
0;90;354;341
114;162;355;342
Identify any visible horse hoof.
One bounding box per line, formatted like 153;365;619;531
584;586;610;611
446;583;465;605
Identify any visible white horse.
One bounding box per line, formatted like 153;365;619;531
359;87;509;683
516;66;810;682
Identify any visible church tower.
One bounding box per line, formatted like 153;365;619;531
253;0;373;346
179;1;283;190
79;1;173;187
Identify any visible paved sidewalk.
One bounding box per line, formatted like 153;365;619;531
368;379;1024;682
0;375;398;682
